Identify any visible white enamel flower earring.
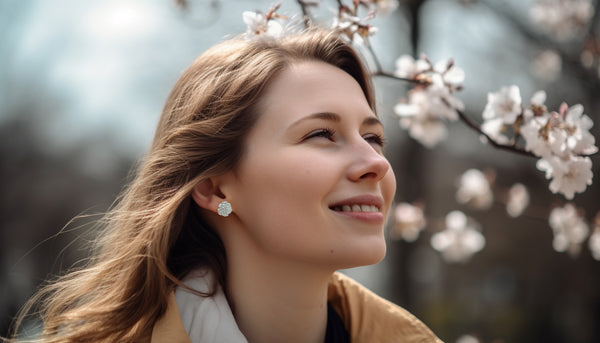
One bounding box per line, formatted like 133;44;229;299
217;200;232;217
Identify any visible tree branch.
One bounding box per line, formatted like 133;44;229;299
296;0;313;28
372;71;536;157
453;107;537;158
294;0;539;158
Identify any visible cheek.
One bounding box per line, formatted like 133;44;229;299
239;151;340;201
232;151;340;230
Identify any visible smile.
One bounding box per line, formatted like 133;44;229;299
330;204;381;213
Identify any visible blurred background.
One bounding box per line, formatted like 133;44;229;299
1;0;599;342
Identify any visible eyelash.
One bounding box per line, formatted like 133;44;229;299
304;128;336;141
303;128;386;147
364;133;386;147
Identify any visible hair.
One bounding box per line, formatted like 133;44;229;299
7;28;375;342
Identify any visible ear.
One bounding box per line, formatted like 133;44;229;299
191;178;226;215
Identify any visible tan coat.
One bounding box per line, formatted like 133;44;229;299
151;272;443;343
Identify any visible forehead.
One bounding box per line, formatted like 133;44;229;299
252;61;373;128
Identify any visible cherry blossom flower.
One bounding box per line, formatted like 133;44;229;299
431;211;485;263
369;0;399;17
506;183;530;218
393;56;464;148
522;90;547;120
391;202;427;242
532;49;562;81
549;203;589;256
478;89;595;200
434;59;465;88
332;11;377;42
481;118;510;144
530;90;547;106
395;111;449;149
242;11;283;37
520;114;556;157
394;88;455;148
482;85;522;125
428;74;465;115
537;155;593;200
481;87;539;144
518;97;597;199
456;169;494;210
562;103;598;155
394;55;430;79
530;0;594;41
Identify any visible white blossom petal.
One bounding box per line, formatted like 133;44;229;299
431;211;485;263
443;66;465;85
521;115;552;157
481;117;510;144
546;155;593;200
530;90;547;106
456;169;494;210
506;183;530;218
549;203;589;256
482;85;522;124
392;203;426;242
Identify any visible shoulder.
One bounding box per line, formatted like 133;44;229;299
328;272;443;343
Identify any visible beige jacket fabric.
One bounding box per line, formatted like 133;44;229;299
151;272;443;343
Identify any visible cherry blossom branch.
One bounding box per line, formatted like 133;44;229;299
373;69;536;157
292;0;596;164
454;107;537;157
372;70;431;85
366;43;384;74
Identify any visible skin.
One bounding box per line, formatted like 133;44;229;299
193;61;396;343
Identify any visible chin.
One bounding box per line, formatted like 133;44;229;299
335;239;387;269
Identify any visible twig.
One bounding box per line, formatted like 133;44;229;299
454;107;537;158
372;71;536;157
372;70;427;84
366;43;384;73
296;0;313;28
294;0;539;159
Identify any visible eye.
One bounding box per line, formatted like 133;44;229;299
363;133;386;147
302;128;336;142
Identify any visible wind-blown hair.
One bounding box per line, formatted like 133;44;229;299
7;28;375;342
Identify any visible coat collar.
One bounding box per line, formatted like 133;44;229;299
151;270;443;343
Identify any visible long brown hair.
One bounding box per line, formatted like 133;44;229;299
7;28;375;343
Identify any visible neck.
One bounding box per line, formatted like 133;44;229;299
224;243;332;343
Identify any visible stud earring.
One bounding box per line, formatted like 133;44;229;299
217;201;232;217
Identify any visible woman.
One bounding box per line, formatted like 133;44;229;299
8;28;442;342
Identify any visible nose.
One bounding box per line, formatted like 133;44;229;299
346;139;391;182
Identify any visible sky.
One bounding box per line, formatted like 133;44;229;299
1;0;254;155
0;0;537;157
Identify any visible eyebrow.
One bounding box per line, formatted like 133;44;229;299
289;111;383;129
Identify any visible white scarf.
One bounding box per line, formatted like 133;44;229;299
174;269;248;343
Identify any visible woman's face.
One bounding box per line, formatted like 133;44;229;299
221;60;396;270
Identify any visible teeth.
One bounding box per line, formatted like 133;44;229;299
334;204;380;212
